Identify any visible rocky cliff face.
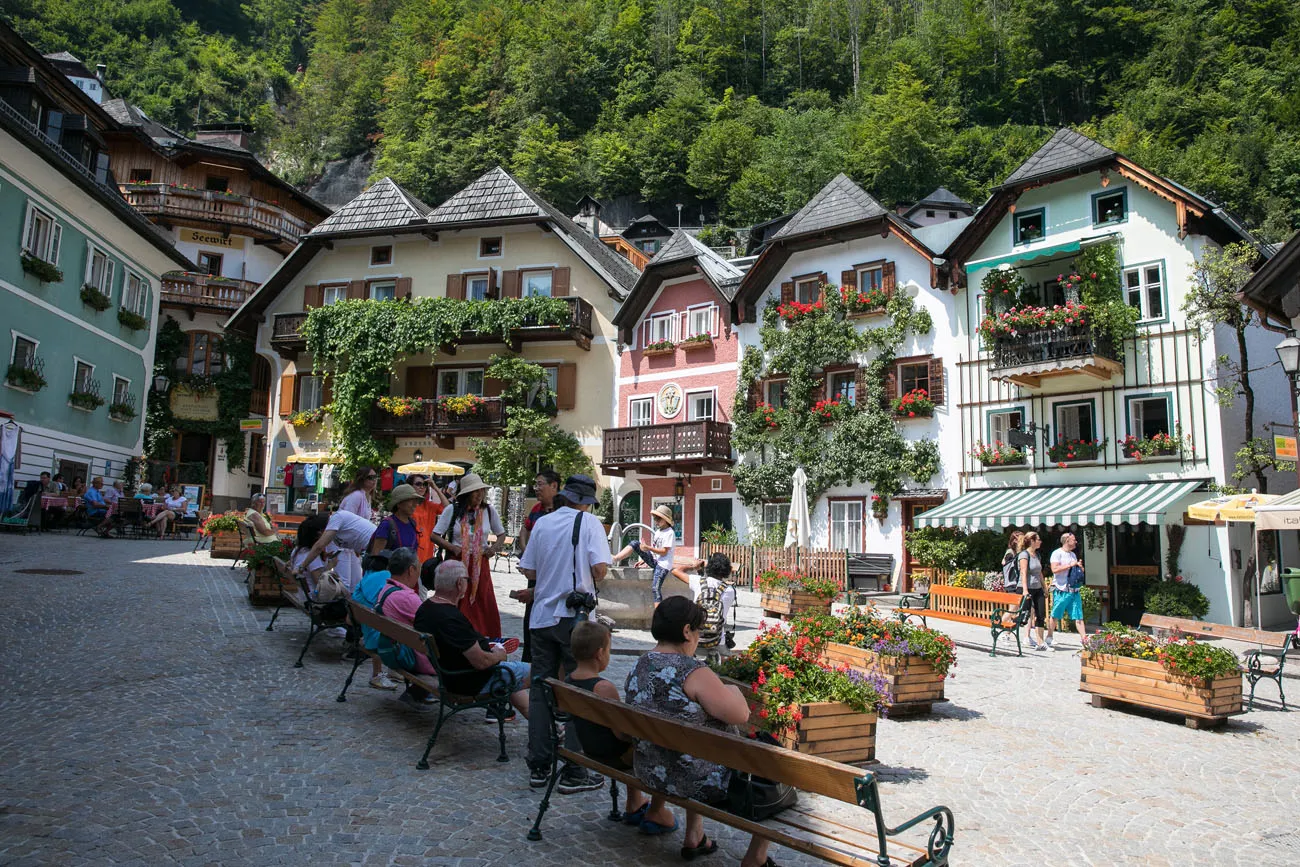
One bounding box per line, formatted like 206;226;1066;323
305;151;375;209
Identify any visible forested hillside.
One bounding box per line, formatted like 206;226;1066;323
5;0;1300;240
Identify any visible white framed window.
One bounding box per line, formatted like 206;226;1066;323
648;313;676;344
629;397;654;427
368;280;396;301
437;368;485;397
298;375;324;411
112;375;130;405
10;333;38;370
526;366;560;409
321;284;348;305
1014;208;1045;244
794;277;820;304
761;502;790;537
764;379;787;409
829;500;864;553
989;408;1024;444
73;359;94;394
522;270;553;297
122;271;150;317
829;371;856;404
651;497;684;546
857;266;883;292
1053;400;1096;442
686;390;715;421
686;304;716;338
1124;263;1165;322
22;202;61;265
466;273;491;301
1128;395;1172;440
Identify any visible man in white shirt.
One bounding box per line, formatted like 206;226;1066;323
1046;532;1086;649
519;474;611;794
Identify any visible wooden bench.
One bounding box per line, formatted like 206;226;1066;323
528;679;954;865
847;553;896;597
1140;613;1293;711
340;599;520;766
266;557;350;668
895;584;1032;657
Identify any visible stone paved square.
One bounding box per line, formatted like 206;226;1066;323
0;536;1295;866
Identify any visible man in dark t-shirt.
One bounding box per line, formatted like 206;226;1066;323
414;559;530;718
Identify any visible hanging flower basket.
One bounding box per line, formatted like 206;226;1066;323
893;388;934;418
870;494;889;521
21;254;62;283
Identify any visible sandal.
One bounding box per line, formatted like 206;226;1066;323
638;816;679;836
680;835;718;860
622;803;650;826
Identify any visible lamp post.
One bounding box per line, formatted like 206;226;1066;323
1274;335;1300;486
413;449;424;463
152;373;170;394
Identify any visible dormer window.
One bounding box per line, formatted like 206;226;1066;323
370;245;392;266
1014;208;1045;244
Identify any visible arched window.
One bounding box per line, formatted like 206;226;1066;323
174;331;224;377
249;355;273;415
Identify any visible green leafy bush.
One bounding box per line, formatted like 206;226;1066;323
117;308;148;331
81;284;112;311
1143;580;1210;619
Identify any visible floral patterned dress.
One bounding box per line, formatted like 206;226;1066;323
624;651;733;803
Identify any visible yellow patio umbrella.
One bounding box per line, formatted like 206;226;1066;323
1185;492;1279;523
396;460;466;476
285;451;343;464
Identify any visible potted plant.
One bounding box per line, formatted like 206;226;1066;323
1080;623;1243;728
679;333;714;351
870;494;888;521
756;570;839;619
438;393;486;419
117;308;148;331
643;339;676;357
753;401;779;430
21;253;62;283
1048;437;1106;464
288;406;329;427
201;511;244;558
108;401;137;422
377;395;427;417
245;538;295;604
80;284;112;311
714;625;886;764
893;388;934;418
790;608;955;717
969;440;1027;467
840;284;890;317
1122;429;1185;461
68;389;105;411
980;267;1028;311
5;362;46;393
776;299;824;323
811;398;843;423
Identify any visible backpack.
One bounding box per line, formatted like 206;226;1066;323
1065;564;1086;592
1003;553;1021;591
375;585;418;671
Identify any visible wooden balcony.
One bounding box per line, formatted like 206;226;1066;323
600;421;733;476
160;272;258;313
453;297;596;352
989;325;1122;387
271;312;308;357
120;183;312;252
369;398;507;447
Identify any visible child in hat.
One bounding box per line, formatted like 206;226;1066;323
613;505;677;604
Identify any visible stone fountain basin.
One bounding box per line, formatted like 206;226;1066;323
596;565;693;630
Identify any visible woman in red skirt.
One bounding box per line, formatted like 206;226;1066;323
430;472;504;637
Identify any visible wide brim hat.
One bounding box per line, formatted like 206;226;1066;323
456;473;489;497
650;504;676;527
558;474;599;506
388;484;423;508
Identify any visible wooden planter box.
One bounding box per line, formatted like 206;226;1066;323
1079;652;1243;729
643;344;676;357
680;336;713;352
760;589;832;620
729;679;877;765
247;563;291;605
820;641;946;717
209;531;241;559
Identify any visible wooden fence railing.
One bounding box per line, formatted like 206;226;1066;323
699;544;848;589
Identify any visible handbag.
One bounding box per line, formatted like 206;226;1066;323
724;732;799;821
314;567;349;603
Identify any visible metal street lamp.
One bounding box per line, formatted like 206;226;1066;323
413;449;424;462
1275;335;1300;377
152;373;170;394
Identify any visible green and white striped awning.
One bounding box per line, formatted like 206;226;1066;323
914;481;1203;530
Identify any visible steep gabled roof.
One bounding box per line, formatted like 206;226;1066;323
772;173;888;240
998;128;1115;189
307;177;430;237
613;230;744;337
904;187;974;218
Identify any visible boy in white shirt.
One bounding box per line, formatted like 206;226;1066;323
613;505;676;604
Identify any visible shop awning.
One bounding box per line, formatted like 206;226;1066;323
914;480;1203;530
966;232;1119;273
1253;489;1300;531
284;451;342;464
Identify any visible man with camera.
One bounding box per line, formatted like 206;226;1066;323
519;473;611;794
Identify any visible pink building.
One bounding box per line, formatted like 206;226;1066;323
602;231;744;557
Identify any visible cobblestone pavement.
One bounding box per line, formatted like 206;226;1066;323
0;536;1296;866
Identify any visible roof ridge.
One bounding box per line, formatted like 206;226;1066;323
773;173;889;240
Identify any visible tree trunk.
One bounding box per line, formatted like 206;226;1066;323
1237;325;1265;492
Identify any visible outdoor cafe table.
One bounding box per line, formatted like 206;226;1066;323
39;496;163;520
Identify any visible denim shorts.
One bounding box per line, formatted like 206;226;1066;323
479;660;530;696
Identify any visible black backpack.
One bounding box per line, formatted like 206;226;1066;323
1003;552;1021;591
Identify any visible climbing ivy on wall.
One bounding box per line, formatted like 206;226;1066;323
144;317;254;470
301;297;571;473
731;285;938;512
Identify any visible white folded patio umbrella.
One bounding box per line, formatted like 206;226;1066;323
784;467;811;549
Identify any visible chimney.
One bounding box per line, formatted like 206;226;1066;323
193;122;254;150
95;63;107;84
575;194;603;239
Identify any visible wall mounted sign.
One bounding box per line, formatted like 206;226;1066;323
1274;435;1297;461
170;385;220;421
180;228;245;249
657;382;683;419
239;418;265;432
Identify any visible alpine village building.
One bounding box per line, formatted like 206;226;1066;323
1;21;192;491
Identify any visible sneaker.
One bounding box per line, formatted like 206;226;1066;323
529;767;550;789
1035;644;1047;652
1044;639;1055;651
557;766;603;795
369;673;399;691
486;705;517;723
1027;636;1038;649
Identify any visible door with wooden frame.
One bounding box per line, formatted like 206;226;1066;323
902;498;946;592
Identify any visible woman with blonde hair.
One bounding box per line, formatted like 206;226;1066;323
1015;531;1047;650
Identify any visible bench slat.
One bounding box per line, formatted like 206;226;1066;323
556;748;925;867
1139;613;1290;648
550;679;862;804
348;600;431;655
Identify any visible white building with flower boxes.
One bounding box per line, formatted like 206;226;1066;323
728;175;968;591
921;128;1294;627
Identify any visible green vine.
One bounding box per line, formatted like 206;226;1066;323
301;297;571;473
144;317;254;471
731;285;938;511
1073;241;1138;355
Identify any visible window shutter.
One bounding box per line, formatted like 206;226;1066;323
483;372;504;398
780;281;794;303
406;367;434;399
322;375;334;406
552;267;571;296
396;277;413;300
812;376;826;405
816;272;828;297
278;372;295;417
841;269;857;290
882;262;896;295
302;284;321;310
346;279;366;300
927;357;944;405
746;380;760;411
49;223;61;265
884;368;898;405
445;274;465;300
487;268;498;299
854;367;868;406
502;270;521;299
555;363;577;410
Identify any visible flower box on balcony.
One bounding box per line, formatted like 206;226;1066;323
643;341;676;357
68;390;105;411
439;394;487;419
287;407;329;428
21;253;62;283
1047;438;1106;464
377;396;429;418
1122;432;1184;461
117;308;148;331
679;334;713;352
892;388;934;419
80;284;112;312
5;363;46;393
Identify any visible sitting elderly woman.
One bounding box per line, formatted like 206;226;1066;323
625;597;776;867
244;493;280;544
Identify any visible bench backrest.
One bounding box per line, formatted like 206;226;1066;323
847;553;895;575
1139;613;1290;649
929;583;1022;618
548;678;864;804
272;557;310;601
348;599;429;656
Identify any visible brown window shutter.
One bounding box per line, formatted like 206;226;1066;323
278;372;295;417
446;274;465;300
882;261;896;295
927;357;944;405
502;269;521;299
293;373;306;411
302;284;321;310
346;279;366;300
884;369;898;405
483;373;504;398
812;375;826;405
396;277;413;300
780;281;794;303
406;367;434;399
552;267;571;296
746;380;760;411
487;268;498;299
322;375;334;406
840;269;857;290
854;367;868;406
555;362;577;410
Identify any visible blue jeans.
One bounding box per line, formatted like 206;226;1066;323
651;565;670;603
479;660;530;696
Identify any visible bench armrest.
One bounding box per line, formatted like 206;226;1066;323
897;593;929;610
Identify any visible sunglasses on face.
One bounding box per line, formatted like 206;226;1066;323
365;475;377;481
412;481;427;487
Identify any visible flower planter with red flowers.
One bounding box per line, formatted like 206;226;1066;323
1047;438;1106;464
642;340;676;357
679;334;713;352
892;388;934;419
1122;431;1184;461
776;299;824;322
839;285;890;318
811;398;844;424
977;301;1090;345
753;401;779;430
969;440;1027;467
870;494;888;521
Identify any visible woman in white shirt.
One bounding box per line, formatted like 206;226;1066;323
294;508;377;591
146;486;188;537
430;473;504;636
339;467;376;520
